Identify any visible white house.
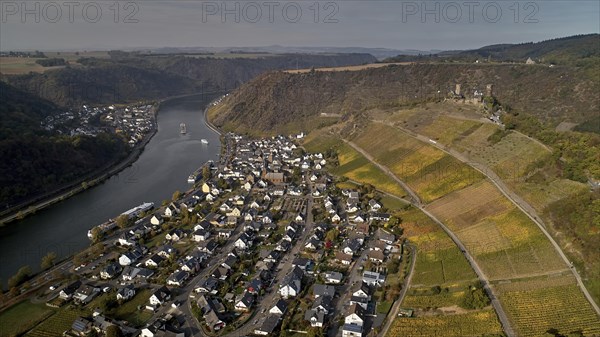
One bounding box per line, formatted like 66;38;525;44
149;286;171;306
342;304;365;337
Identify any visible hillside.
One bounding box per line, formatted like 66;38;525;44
2;53;376;107
385;34;600;65
210;62;598;133
0;82;128;209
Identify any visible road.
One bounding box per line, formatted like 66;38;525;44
374;120;600;317
377;243;416;337
343;139;516;337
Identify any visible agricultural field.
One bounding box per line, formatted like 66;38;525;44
497;278;600;337
0;57;53;74
303;132;409;198
387;309;504;337
427;181;567;280
400;207;476;286
24;306;89;337
350;123;483;202
403;284;469;309
0;300;56;337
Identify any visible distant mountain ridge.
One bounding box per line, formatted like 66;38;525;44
3;53;376;107
386;34;600;65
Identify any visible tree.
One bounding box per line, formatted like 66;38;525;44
106;325;123;337
8;266;31;288
90;227;103;243
116;214;130;229
325;228;339;243
40;251;57;270
462;284;490;309
387;258;400;274
172;190;182;201
202;166;211;181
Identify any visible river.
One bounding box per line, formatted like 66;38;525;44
0;93;222;287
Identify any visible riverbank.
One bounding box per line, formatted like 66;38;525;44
0;92;231;226
0;104;163;226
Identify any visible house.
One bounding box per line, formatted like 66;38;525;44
163;204;179;217
362;271;386;286
350;283;372;310
370;213;390;222
150;214;164;226
181;259;200;273
167;270;190;286
59;280;82;300
145;254;165;268
335;252;353;265
221;254;239;270
246;278;263;294
118;251;141;266
254;314;281;335
74;284;100;304
149;286;171;306
116;285;136;301
378;229;396;245
305;238;320;250
270;299;288;315
304;295;332;327
166;229;185;241
204;309;226;331
195;277;219;294
343;239;362;256
234;233;253;250
292;257;313;272
122;266;154;281
324;271;343;284
368;199;381;212
71;317;93;336
198;240;219;255
313;284;336;298
350;295;369;310
342;304;365;337
157;245;177;258
217;229;233;239
235;291;255;311
193;228;211;242
279;267;303;299
100;263;122;280
368;250;385;264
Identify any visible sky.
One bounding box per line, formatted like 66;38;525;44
0;0;599;51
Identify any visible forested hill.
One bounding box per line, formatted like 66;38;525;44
385;34;600;67
0;82;128;209
3;53;376;107
210;62;598;134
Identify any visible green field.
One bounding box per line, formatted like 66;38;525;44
112;289;153;327
0;301;56;337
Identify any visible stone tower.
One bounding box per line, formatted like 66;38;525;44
486;84;493;97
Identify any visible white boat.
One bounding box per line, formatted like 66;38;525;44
201;139;209;144
180;123;187;134
188;173;197;184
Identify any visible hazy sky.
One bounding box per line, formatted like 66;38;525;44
1;0;598;51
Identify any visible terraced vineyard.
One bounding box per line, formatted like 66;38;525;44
427;181;567;280
303;131;409;198
350;123;484;202
497;279;600;336
388;309;504;337
400;207;476;286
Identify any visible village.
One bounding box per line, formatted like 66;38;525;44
41;103;155;146
40;132;406;337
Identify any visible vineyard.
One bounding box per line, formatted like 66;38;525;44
303;131;409;198
387;309;504;337
25;307;89;337
0;301;55;337
498;282;600;336
400;207;476;286
351;123;483;202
